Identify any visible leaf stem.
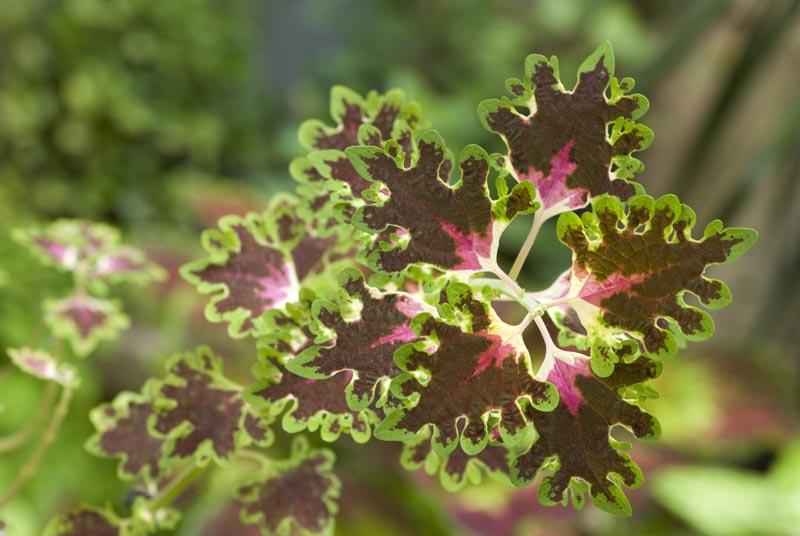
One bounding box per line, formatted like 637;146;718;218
508;211;545;281
0;382;57;454
237;448;271;469
151;464;206;510
147;449;270;512
0;383;74;509
485;262;544;316
510;309;538;338
532;316;590;381
488;263;525;298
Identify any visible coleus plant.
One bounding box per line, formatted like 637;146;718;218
41;43;756;534
0;220;163;524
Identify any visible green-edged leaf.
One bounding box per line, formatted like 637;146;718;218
288;268;425;411
14;219;163;287
151;347;258;465
377;281;557;458
45;294;130;357
43;506;122;536
556;193;757;374
236;436;340;536
514;356;661;516
293;87;425;219
181;197;354;338
6;347;76;386
298;86;422;152
92;244;165;286
247;290;379;443
401;428;511;492
246;362;375;444
479;43;651;220
14;219;118;272
347;131;536;273
181;211;299;338
86;383;167;483
44;501;178;536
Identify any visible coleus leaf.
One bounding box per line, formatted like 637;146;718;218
246;362;375;444
555;193;757;375
236;436;340;536
293;87;424;219
45;294;131;357
6;347;76;386
151;347;266;465
247;294;378;443
14;219;163;286
43;506;122;536
92;244;165;286
14;219;118;272
181;197;354;338
513;355;661;516
298;86;422;153
86;383;167;483
377;281;557;458
287;268;426;411
44;502;178;536
478;42;652;220
401;428;511;492
347;131;537;273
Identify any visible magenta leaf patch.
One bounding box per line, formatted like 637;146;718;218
556;194;757;375
479;42;652;219
87;384;166;483
288;268;424;411
152;347;255;465
514;356;660;516
45;294;130;357
347;131;537;273
182;212;298;338
236;436;340;536
377;282;557;457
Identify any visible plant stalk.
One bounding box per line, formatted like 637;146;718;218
0;383;74;509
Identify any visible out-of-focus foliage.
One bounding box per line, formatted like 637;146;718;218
0;0;267;223
652;439;800;536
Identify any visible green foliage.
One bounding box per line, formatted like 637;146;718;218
652;439;800;536
0;0;266;221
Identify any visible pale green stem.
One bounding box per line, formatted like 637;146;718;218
508;211;545;281
237;448;271;469
148;448;269;511
0;382;57;454
151;464;206;510
0;383;74;509
487;262;525;298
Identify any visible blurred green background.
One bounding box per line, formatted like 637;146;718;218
0;0;798;534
